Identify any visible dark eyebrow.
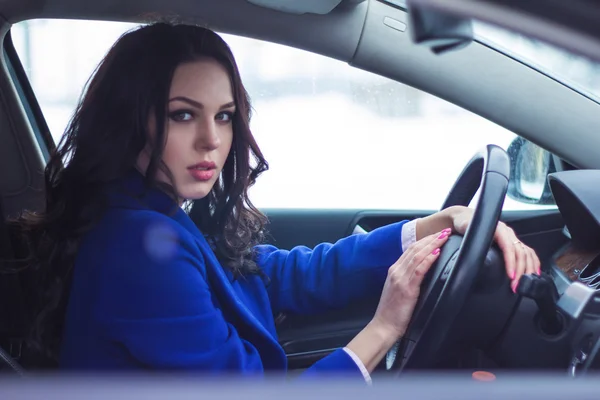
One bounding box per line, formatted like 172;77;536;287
169;96;236;110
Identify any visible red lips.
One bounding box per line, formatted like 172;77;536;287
188;161;216;182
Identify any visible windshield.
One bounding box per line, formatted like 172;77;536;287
474;22;600;103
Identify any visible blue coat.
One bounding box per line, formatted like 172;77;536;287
60;170;407;379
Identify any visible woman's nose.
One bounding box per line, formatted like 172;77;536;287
196;121;221;150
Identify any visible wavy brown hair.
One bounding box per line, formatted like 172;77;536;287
9;22;269;367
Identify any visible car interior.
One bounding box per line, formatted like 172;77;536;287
2;0;600;380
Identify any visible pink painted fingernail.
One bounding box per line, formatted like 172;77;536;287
510;270;516;280
442;228;452;233
511;280;518;293
537;267;541;275
438;232;449;239
432;248;441;255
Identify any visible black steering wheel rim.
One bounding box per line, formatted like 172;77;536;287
391;144;510;371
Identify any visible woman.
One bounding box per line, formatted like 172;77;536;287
12;23;539;380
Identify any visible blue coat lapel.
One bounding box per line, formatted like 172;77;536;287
190;230;286;369
106;170;286;369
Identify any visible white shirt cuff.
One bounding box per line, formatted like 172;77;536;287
401;219;418;252
342;347;372;385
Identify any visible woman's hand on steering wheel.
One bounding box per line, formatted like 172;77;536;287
372;229;452;339
449;206;541;292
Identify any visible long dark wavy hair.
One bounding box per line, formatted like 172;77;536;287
9;22;269;367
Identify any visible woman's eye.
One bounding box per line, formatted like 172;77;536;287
216;111;234;123
169;110;194;122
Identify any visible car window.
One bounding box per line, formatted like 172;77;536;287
10;19;555;211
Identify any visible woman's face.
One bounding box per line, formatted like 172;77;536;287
138;58;235;202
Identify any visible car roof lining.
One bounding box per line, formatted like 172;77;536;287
245;0;367;15
0;0;369;62
0;0;597;192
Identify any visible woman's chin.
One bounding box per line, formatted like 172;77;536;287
178;184;214;202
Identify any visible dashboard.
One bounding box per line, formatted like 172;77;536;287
525;170;600;375
554;245;598;282
553;244;600;290
548;170;600;293
446;170;600;377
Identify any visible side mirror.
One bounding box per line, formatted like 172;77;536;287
506;137;556;205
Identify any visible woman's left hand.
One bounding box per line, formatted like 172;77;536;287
450;206;541;292
417;205;541;293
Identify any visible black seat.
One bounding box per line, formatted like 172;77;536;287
0;197;26;375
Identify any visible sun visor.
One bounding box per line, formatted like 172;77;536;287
246;0;345;15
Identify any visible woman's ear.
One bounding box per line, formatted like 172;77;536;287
135;146;151;176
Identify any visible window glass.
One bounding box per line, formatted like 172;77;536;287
11;19;554;211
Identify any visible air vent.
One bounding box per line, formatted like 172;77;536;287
578;253;600;289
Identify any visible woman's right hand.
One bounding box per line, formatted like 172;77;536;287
345;229;451;374
372;227;452;339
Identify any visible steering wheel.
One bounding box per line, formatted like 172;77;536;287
386;144;511;371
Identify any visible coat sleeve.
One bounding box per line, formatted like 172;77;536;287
256;221;407;315
299;348;372;383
